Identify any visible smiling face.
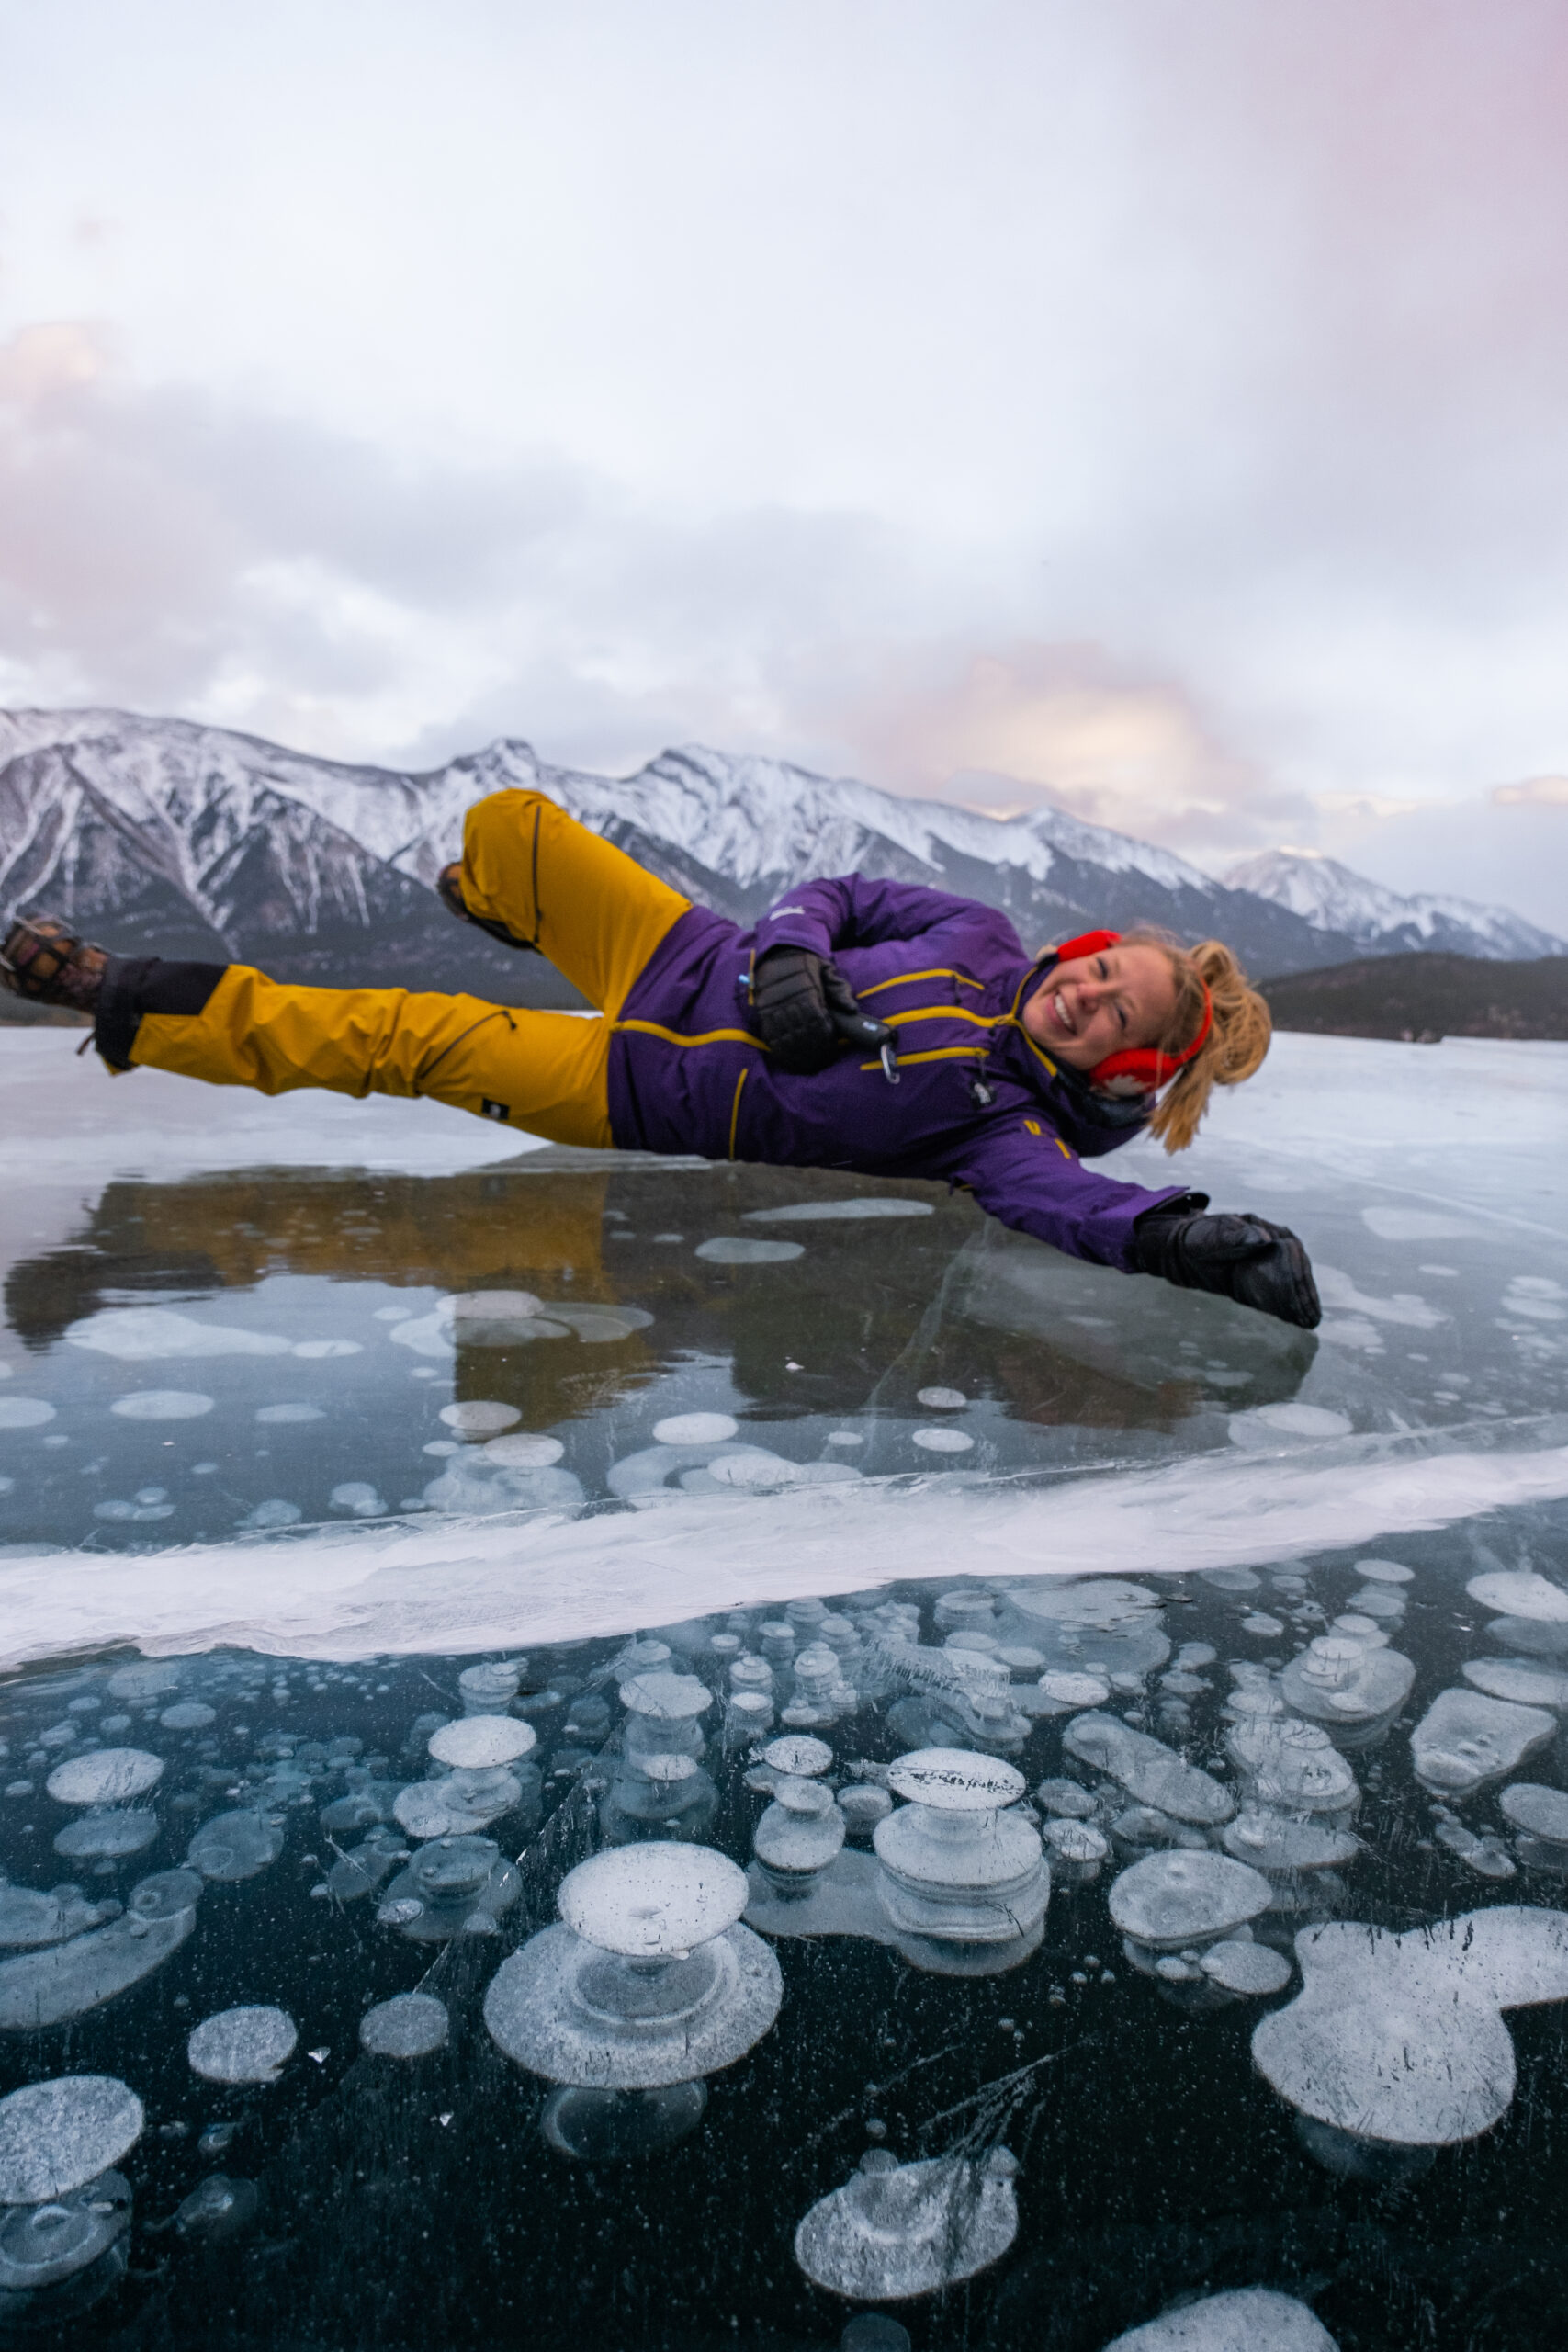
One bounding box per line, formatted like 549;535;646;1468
1020;942;1181;1072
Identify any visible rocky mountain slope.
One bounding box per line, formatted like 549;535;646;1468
0;710;1537;1007
1227;847;1562;961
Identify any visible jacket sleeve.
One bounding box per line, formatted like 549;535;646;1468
948;1116;1198;1271
753;876;1021;963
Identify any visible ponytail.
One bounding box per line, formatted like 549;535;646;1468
1135;934;1271;1151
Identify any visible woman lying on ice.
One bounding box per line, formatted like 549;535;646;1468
0;787;1319;1329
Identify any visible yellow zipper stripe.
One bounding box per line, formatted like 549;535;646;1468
858;967;985;999
728;1066;748;1159
858;1046;988;1071
613;1019;765;1050
879;1004;1000;1032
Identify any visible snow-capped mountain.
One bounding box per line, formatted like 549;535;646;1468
1225;848;1563;962
0;707;1479;1000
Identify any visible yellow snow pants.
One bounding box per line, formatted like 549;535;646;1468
125;791;690;1147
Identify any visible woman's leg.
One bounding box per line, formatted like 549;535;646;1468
457;789;690;1014
124;965;615;1147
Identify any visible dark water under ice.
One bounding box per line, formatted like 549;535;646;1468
0;1049;1567;2348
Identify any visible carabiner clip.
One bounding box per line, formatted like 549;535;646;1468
879;1040;900;1086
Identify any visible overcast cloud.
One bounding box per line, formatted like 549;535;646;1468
2;0;1566;925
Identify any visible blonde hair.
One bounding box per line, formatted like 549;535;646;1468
1119;929;1271;1151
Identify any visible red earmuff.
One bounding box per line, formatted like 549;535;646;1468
1042;931;1213;1095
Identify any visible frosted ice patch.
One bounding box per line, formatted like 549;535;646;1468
292;1339;363;1358
1228;1404;1352;1448
186;1809;284;1882
1109;1851;1270;1950
1462;1657;1568;1709
444;1289;542;1321
54;1809;159;1861
1314;1269;1446;1329
359;1992;448;2059
1199;1940;1293;1996
329;1482;386;1515
1360;1207;1470;1240
1504;1276;1566;1322
1104;2287;1338;2350
916;1386;968;1410
160;1702;215;1731
1411;1688;1554;1794
187;2005;298;2085
482;1433;565;1469
1355;1557;1414;1584
1500;1784;1568;1841
0;1396;55;1429
0;2076;144;2204
47;1748;164;1805
427;1715;536;1768
438;1400;521;1435
694;1237;805;1263
66;1307;291;1359
912;1428;975;1453
255;1403;325;1424
743;1198;933;1223
110;1390;214;1420
1466;1570;1568;1622
652;1413;738;1445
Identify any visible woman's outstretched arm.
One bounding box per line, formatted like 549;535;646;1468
751;875;1024;964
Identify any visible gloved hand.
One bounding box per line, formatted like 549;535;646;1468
1133;1206;1322;1329
751;947;893;1073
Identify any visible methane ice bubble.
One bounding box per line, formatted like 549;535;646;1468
482;1433;565;1469
1102;2287;1340;2350
109;1391;214;1420
1064;1714;1234;1826
1252;1907;1568;2149
186;1810;285;1882
652;1413;739;1445
694;1237;805;1263
1354;1558;1415;1585
0;2076;144;2204
46;1749;164;1807
255;1403;325;1424
911;1427;975;1453
1199;1939;1293;1997
173;2174;259;2244
0;2168;133;2291
53;1810;159;1862
743;1197;933;1222
1410;1689;1555;1794
1109;1852;1271;1952
427;1715;536;1769
1462;1657;1568;1708
359;1992;449;2059
106;1663;179;1702
549;1304;655;1343
794;2145;1020;2301
916;1386;967;1409
0;1397;55;1429
187;2005;298;2086
240;1499;301;1530
66;1307;291;1358
437;1400;521;1435
389;1314;455;1358
160;1702;216;1731
1227;1404;1353;1448
0;1884;113;1950
1467;1570;1568;1622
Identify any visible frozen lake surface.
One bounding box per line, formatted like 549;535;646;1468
0;1028;1565;2346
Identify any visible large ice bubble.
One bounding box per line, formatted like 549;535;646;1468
1253;1907;1568;2147
794;2145;1020;2301
45;1749;164;1807
187;2005;298;2086
359;1992;449;2059
1109;1852;1271;1951
1410;1688;1555;1795
1064;1714;1233;1826
1103;2287;1339;2349
186;1809;285;1883
0;2077;143;2203
0;2170;131;2291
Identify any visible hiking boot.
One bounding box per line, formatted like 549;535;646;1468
435;863;538;953
0;914;109;1012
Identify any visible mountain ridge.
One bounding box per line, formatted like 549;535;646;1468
0;711;1553;1006
1226;846;1561;962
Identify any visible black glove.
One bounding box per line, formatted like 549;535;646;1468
1133;1206;1322;1329
751;947;893;1074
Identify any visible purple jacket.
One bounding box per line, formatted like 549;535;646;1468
606;876;1192;1270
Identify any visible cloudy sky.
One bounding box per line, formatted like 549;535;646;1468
3;1;1567;924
